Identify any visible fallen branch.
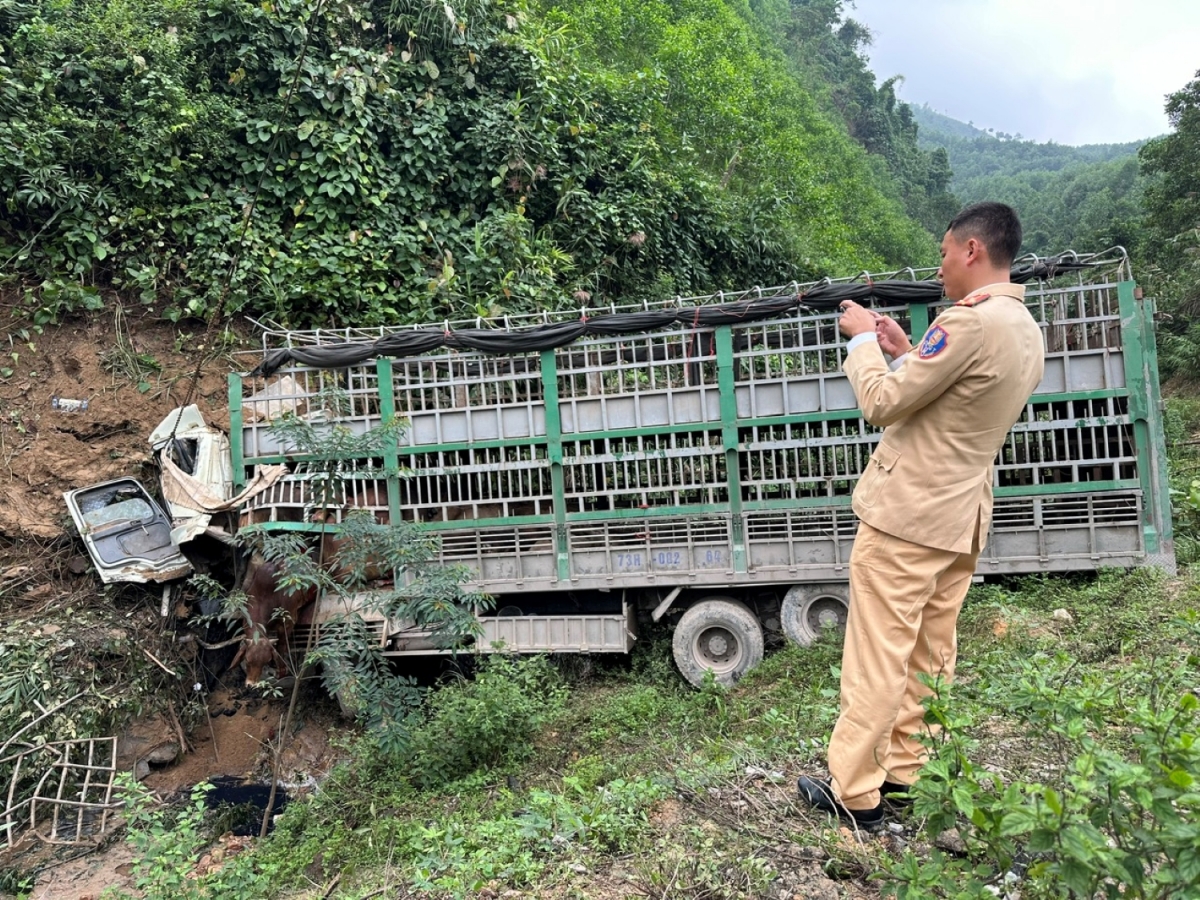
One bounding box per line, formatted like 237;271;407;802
141;647;178;678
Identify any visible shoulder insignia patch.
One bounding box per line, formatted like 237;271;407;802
918;325;949;359
955;292;991;307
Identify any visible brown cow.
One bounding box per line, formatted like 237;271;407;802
229;550;320;686
231;484;392;685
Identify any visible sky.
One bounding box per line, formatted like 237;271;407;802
847;0;1200;146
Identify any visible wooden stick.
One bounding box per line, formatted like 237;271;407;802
142;647;178;678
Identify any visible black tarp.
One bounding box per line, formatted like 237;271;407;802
249;258;1096;376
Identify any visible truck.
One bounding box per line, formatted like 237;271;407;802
229;249;1174;686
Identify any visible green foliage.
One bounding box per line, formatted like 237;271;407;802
632;830;776;899
1139;70;1200;379
537;0;936;273
767;2;960;235
400;773;665;894
2;0;936;328
0;866;33;897
1140;71;1200;270
0;0;237;319
912;104;1144;181
109;777;213;900
94;564;1198;900
107;776;276;900
884;613;1200;899
406;654;568;788
912;105;1147;256
1165;397;1200;564
0;608;158;748
227;396;487;757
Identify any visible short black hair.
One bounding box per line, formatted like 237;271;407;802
946;202;1022;268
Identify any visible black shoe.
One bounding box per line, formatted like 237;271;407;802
796;776;884;830
881;779;914;809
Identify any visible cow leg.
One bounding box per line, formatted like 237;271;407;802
275;627;292;678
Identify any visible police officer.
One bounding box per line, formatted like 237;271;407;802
797;202;1045;828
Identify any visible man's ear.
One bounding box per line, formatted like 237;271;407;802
965;236;984;265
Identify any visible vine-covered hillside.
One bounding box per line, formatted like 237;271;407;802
0;0;947;329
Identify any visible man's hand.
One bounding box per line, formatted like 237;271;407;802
875;314;912;358
838;300;874;338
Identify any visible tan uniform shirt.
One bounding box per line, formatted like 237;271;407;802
844;282;1045;553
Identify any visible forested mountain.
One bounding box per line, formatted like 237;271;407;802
0;0;952;329
911;104;1146;255
755;0;958;237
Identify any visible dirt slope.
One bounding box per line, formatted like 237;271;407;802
0;304;245;541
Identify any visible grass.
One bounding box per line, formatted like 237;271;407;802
130;560;1191;900
91;400;1200;899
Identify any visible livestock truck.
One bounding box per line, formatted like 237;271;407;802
230;249;1174;686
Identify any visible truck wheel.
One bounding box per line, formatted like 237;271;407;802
781;583;849;647
672;597;764;688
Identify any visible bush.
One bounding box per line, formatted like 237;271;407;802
883;626;1200;900
406;654;568;788
110;777;213;900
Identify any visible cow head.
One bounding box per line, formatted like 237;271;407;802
229;634;277;686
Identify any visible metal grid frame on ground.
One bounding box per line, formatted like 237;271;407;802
1;737;120;848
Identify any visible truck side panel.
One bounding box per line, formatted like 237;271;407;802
232;272;1173;604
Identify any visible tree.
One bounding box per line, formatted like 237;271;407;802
1141;70;1200;272
768;0;960;236
1138;70;1200;378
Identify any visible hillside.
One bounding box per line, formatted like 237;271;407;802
0;0;944;336
910;105;1148;254
910;104;1144;182
4;4;1200;900
0;4;954;893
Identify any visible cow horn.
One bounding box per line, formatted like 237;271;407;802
195;636;246;650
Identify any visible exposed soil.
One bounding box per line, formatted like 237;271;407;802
0;304;240;541
13;686;343;899
0;300;348;898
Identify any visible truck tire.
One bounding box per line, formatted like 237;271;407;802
781;583;849;647
672;597;764;688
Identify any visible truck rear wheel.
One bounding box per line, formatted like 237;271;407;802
672;597;764;688
781;583;849;647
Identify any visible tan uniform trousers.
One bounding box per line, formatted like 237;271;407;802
828;521;980;811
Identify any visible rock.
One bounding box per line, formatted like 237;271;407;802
145;741;181;765
784;871;840;900
68;556;91;575
133;759;150;781
24;583;53;600
1051;608;1073;623
745;765;786;782
788;844;827;861
935;827;968;855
